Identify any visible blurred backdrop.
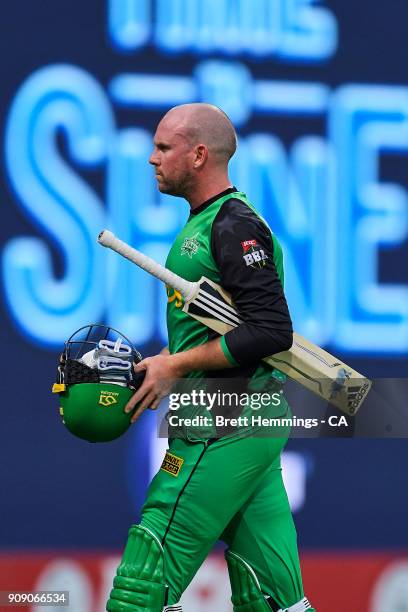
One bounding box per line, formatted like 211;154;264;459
0;1;407;610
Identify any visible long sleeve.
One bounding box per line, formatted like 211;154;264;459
211;198;293;366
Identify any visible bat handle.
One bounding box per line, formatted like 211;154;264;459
98;230;196;300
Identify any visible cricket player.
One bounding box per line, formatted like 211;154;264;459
106;104;316;612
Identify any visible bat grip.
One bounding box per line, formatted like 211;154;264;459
98;230;196;300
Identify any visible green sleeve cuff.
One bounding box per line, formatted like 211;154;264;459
220;335;239;366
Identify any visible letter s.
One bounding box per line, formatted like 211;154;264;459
3;65;115;345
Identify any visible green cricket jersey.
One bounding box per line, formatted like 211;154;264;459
165;187;292;385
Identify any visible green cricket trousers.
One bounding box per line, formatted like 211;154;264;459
141;431;306;609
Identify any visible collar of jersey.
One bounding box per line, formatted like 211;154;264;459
190;186;238;216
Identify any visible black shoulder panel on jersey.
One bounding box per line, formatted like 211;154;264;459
211;198;293;366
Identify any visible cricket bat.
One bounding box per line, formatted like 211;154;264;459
98;230;372;415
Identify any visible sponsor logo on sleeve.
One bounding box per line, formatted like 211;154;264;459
160;451;184;477
241;239;268;268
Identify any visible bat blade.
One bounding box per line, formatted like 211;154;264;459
264;337;372;415
183;278;371;415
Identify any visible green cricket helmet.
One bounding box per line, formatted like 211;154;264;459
52;324;144;443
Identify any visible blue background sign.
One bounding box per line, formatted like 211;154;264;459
1;0;407;553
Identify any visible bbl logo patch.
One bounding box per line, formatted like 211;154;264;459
241;239;268;269
99;391;119;407
181;233;200;258
160;451;184;477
